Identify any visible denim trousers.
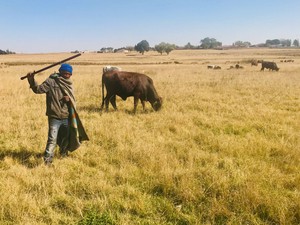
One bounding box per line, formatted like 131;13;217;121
44;117;69;163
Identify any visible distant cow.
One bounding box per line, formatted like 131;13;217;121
228;64;244;70
207;65;221;69
100;71;162;113
261;61;279;71
251;60;258;66
251;59;263;66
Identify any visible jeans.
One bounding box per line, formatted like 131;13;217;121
44;117;69;163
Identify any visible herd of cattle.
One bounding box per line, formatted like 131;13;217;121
208;59;283;71
100;57;292;113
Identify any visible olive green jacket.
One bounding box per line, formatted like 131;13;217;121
29;73;74;119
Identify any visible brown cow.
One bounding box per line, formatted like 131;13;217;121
251;59;258;66
100;71;162;113
261;61;279;71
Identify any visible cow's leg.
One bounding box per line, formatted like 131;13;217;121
109;95;118;110
133;95;140;113
104;93;113;111
141;99;145;111
100;96;107;111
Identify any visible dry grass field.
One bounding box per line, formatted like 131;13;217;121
0;49;299;224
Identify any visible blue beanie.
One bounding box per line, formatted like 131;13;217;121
59;63;73;74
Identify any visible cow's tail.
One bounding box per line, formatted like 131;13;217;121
101;74;105;110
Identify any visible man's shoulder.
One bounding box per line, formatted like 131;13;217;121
49;73;60;79
43;74;58;86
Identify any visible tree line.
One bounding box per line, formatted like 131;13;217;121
0;49;15;54
265;39;299;47
2;37;299;55
99;37;300;55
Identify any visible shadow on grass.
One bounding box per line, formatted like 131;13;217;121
100;108;154;115
78;104;156;115
0;149;43;169
124;109;154;115
77;104;101;113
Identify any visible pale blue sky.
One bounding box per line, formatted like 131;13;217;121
1;0;299;53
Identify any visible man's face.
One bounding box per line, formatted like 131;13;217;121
60;71;72;79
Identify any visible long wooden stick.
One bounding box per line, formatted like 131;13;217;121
20;53;81;80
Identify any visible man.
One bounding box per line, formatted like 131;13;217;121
27;63;76;165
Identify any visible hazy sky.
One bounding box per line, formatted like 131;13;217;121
1;0;299;53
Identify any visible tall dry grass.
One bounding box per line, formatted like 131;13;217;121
0;49;299;224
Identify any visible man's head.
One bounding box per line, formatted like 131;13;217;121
59;64;72;79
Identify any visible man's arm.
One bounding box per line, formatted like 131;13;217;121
27;73;50;94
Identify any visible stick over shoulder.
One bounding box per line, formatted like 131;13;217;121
20;53;81;80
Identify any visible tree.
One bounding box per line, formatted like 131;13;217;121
184;42;195;49
280;39;291;47
0;49;15;54
200;37;222;49
266;39;280;46
293;39;299;47
134;40;150;55
154;43;165;55
98;47;114;53
164;43;176;55
234;41;251;47
154;42;176;55
125;46;135;51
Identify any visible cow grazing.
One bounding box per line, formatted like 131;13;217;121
235;64;244;69
251;59;263;66
100;71;162;113
283;59;294;62
251;60;258;66
228;64;244;70
261;61;279;71
207;65;221;69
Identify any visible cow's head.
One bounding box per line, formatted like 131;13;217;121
152;97;162;111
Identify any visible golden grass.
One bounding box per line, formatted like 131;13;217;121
0;49;299;224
